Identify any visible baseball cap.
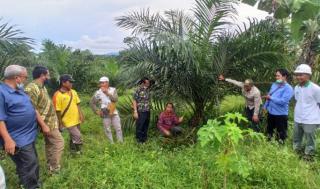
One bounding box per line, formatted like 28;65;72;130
99;76;109;82
59;74;75;83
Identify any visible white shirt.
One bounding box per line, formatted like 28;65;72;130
294;81;320;124
94;87;118;115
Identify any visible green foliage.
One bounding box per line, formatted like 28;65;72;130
3;99;320;189
0;19;34;79
37;40;120;94
219;95;245;114
274;0;320;41
198;113;264;188
116;0;288;127
117;93;194;132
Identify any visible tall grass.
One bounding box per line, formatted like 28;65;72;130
2;96;320;189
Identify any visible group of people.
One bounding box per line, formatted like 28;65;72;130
2;62;319;188
220;64;320;160
0;65;183;188
0;65;86;188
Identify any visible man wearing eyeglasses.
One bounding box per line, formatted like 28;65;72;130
0;65;40;189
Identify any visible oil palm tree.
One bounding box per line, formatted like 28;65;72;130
116;0;288;127
0;19;34;79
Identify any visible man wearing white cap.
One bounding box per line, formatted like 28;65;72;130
293;64;320;160
90;76;123;143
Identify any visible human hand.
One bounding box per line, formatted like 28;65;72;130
80;114;85;122
262;95;271;100
178;116;184;123
96;110;103;117
252;115;259;123
41;124;51;136
4;138;16;155
218;75;225;81
133;111;138;120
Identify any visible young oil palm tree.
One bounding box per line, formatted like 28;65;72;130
116;0;288;127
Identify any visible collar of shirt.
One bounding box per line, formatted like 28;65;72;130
298;81;311;88
2;83;24;94
32;80;45;88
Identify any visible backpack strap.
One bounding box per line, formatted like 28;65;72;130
61;90;73;119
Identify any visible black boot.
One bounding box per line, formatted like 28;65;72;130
75;144;82;155
69;140;76;153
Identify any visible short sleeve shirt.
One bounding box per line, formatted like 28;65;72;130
53;89;81;127
25;81;59;130
93;87;118;114
133;87;150;112
0;83;37;147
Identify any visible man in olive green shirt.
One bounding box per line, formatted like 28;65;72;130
25;66;64;173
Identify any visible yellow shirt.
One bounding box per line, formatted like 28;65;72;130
53;89;81;127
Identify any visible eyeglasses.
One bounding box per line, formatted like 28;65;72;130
18;75;28;79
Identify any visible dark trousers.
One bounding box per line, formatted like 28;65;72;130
267;113;288;141
10;142;40;189
136;111;150;143
245;107;259;132
170;127;182;137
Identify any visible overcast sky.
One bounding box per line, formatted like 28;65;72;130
0;0;269;54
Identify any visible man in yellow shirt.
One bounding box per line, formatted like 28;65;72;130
53;74;84;154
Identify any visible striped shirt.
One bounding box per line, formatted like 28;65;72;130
25;81;59;130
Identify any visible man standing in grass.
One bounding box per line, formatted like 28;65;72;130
293;64;320;161
25;65;64;174
133;77;151;143
90;76;123;143
0;65;40;188
219;75;262;131
53;74;84;154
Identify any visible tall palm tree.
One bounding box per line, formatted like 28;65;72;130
116;0;288;127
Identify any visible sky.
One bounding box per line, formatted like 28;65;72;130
0;0;269;54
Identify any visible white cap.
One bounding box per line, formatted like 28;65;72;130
294;64;312;75
99;76;109;82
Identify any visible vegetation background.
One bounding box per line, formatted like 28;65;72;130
1;0;320;188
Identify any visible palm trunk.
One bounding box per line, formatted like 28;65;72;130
190;102;205;128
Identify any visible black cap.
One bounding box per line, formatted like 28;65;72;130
59;74;75;83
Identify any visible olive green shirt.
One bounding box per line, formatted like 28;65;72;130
25;81;59;130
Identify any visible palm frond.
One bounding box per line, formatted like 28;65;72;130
115;8;163;36
0;18;34;50
191;0;236;44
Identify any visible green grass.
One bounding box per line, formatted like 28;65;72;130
2;101;320;189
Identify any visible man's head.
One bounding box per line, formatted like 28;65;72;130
4;65;28;89
32;66;50;84
139;77;150;88
294;64;312;85
243;79;253;92
59;74;74;90
99;76;109;88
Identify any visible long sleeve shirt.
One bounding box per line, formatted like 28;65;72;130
294;81;320;124
263;82;293;115
225;78;262;115
157;112;180;131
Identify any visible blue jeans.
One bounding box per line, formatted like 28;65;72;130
10;142;40;189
